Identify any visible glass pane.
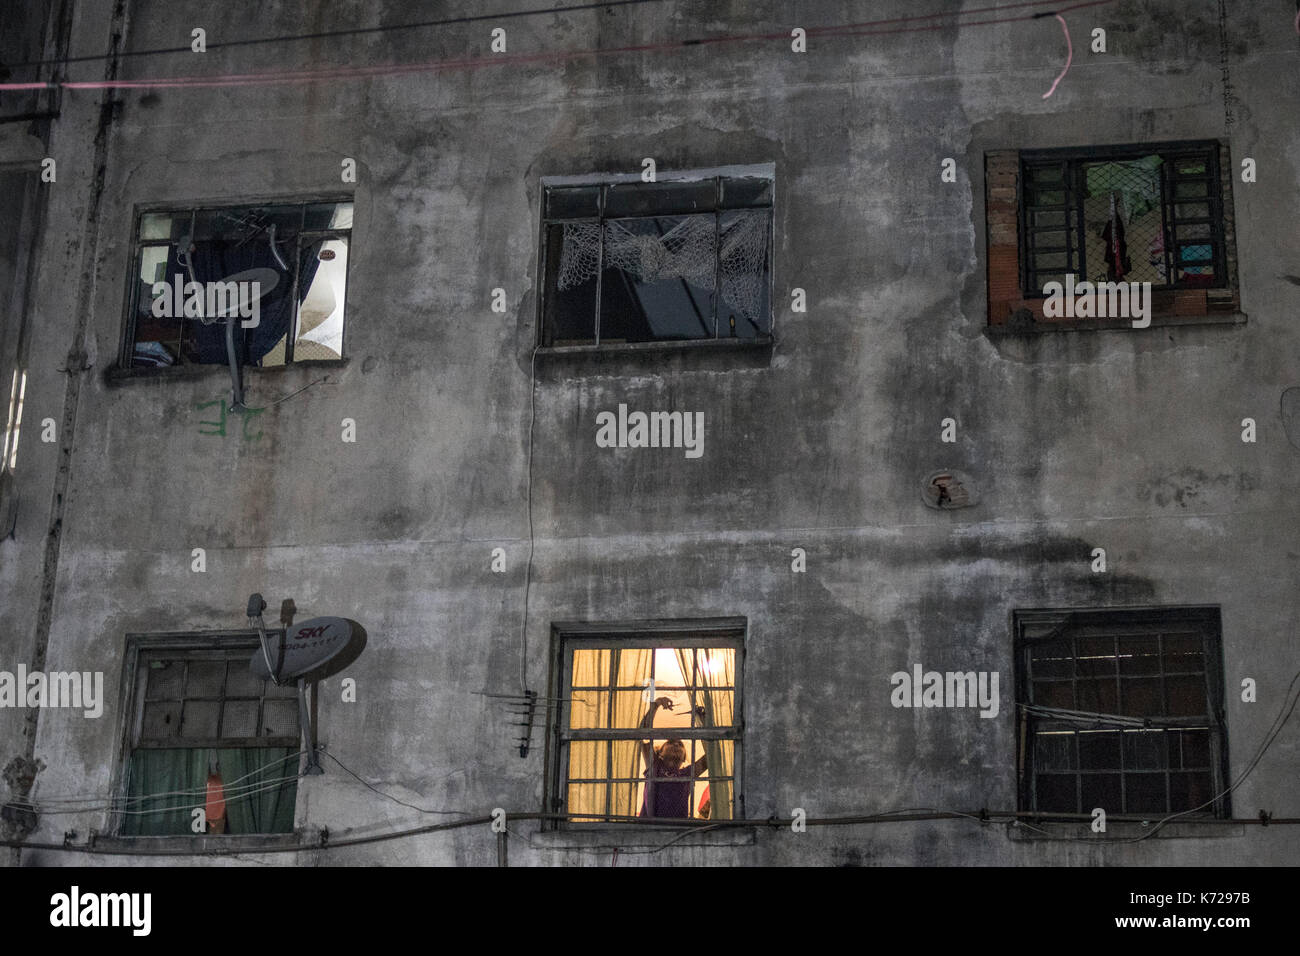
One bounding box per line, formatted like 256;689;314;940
545;186;600;219
699;690;735;727
616;648;653;687
305;201;351;230
571;648;611;686
720;176;772;209
224;664;264;699
1034;680;1073;709
1173;181;1209;199
1080;772;1122;812
265;679;298;699
260;698;299;738
1166;675;1206;717
1076;679;1117;714
1034;731;1076;771
192;204;301;242
1031;252;1069;270
1170;728;1210;769
1078;730;1121;769
613;690;656;728
568;691;609;730
1164;633;1204;669
566;782;608;821
719;209;769;338
1172;159;1207;176
1076;637;1117;676
145;660;184;699
1172;222;1211;239
186;661;226;697
544;222;597;345
1122;729;1167;770
604;179;715;218
1027;165;1063;184
1170;771;1212;811
1028;188;1066;206
1120;677;1162;716
1030;209;1066;228
290;236;348;362
1125;773;1167;814
139;211;190;241
180;700;220;738
1173;202;1210;220
599;215;716;343
1118;637;1161;675
141;701;181;740
565;740;608;780
1035;774;1076;813
221;699;259;738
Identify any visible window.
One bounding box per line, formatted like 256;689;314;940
986;141;1240;326
1014;607;1230;819
547;621;743;825
123;199;352;369
117;637;301;836
538;169;773;347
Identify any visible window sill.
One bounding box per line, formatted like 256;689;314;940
535;336;774;378
1003;819;1246;841
534;823;757;850
986;312;1247;336
90;832;307;854
105;357;348;387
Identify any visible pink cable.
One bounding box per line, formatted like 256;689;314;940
1041;13;1072;99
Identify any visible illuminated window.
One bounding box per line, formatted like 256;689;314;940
1014;607;1230;819
117;636;300;836
548;621;743;825
122;199;352;369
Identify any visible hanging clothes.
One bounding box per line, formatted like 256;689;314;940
1102;192;1131;281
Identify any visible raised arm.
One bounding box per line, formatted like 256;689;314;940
639;696;673;769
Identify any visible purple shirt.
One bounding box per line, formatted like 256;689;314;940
639;755;692;819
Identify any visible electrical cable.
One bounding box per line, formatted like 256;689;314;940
1039;13;1073;99
4;0;676;71
27;751;304;806
0;0;1118;94
320;750;464;815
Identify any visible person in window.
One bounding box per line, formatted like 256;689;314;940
638;696;707;819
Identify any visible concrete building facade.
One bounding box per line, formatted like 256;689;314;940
1;0;1297;865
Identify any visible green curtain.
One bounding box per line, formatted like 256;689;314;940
122;747;298;835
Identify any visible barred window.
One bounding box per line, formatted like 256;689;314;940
118;638;300;836
1020;143;1224;295
539;169;773;347
123;199;352;369
1014;608;1230;820
549;622;743;825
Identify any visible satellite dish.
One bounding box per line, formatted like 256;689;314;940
210;267;280;317
249;616;366;684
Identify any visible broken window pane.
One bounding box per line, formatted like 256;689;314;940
600;215;717;343
127;199;351;369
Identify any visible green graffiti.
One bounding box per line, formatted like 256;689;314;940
195;398;265;441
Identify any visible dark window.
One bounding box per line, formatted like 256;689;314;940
1020;142;1224;295
123;200;352;369
1014;607;1230;819
547;621;743;825
539;172;772;347
118;639;300;836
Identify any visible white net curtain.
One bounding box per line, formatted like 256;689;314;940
556;210;770;330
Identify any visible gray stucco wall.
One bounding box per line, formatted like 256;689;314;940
1;0;1297;865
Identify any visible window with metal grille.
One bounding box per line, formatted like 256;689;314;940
117;637;301;836
547;621;743;826
1020;142;1224;296
1014;607;1230;820
122;199;352;369
538;168;773;347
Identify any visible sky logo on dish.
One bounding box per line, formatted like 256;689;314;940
151;274;261;328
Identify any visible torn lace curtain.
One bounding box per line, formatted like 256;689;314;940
555;212;770;331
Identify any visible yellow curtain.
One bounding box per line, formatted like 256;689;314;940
675;647;735;820
611;648;652;818
567;647;651;820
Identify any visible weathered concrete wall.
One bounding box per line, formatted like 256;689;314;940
2;0;1298;865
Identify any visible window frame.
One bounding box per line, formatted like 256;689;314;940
535;165;775;351
117;194;354;372
1012;606;1231;821
110;630;302;837
985;140;1241;329
543;618;746;830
